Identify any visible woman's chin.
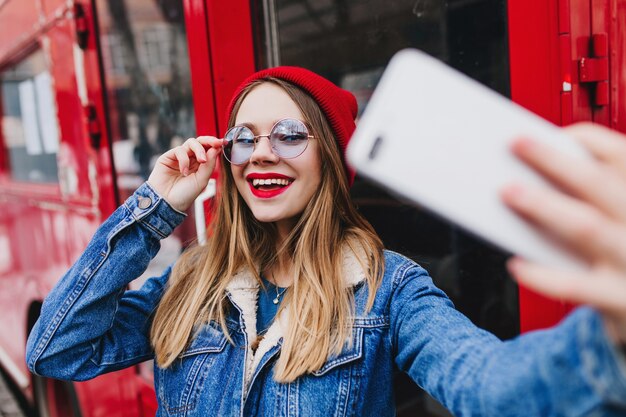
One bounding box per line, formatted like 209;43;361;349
251;210;299;228
253;213;287;224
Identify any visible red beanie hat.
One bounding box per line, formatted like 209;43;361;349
226;66;358;185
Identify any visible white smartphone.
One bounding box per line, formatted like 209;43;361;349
347;49;591;272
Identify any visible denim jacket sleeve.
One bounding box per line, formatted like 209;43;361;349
391;263;626;417
25;183;186;381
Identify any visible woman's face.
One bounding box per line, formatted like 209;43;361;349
230;83;322;229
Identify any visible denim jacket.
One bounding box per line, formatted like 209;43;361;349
26;183;626;417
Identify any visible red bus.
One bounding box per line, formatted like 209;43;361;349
0;0;624;416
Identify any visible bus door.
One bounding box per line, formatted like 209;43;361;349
568;0;625;130
509;0;626;333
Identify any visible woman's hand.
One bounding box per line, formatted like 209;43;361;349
147;136;224;213
502;123;626;347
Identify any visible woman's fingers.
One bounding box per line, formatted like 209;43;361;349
174;146;192;176
197;135;225;150
506;124;626;346
511;137;626;223
565;123;626;178
501;183;626;268
174;137;224;176
148;136;224;211
507;257;626;315
186;138;207;163
193;147;221;184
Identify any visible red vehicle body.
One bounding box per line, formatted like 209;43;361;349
0;0;624;416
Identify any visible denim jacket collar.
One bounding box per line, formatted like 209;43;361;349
225;247;367;391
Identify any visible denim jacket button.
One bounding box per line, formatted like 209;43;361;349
138;196;153;209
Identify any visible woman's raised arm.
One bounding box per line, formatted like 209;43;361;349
25;183;186;380
393;122;626;416
502;122;626;351
25;135;222;380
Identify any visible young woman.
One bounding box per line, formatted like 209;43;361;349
26;67;626;416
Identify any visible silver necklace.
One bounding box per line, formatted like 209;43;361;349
271;272;288;305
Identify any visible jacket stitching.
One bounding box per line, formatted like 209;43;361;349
388;263;423;355
312;328;364;376
138;216;169;239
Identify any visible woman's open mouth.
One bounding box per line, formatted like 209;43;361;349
246;174;294;198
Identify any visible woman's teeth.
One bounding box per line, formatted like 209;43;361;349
252;178;291;187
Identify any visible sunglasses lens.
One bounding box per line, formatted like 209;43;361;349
223;119;311;164
223;126;254;164
270;119;310;159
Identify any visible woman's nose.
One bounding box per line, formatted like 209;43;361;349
249;136;279;165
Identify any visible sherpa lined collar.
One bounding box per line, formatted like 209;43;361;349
224;248;367;393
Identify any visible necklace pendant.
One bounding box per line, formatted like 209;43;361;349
273;297;280;305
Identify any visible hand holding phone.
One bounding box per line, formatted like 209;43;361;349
348;49;592;272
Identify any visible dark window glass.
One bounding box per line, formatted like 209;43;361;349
253;1;515;415
96;0;196;199
1;49;59;183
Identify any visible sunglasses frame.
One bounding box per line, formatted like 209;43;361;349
222;118;315;165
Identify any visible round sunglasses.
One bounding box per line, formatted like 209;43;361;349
222;118;315;165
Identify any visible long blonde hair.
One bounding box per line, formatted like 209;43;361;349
151;78;384;382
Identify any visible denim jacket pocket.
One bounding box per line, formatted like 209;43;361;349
311;327;364;377
292;327;365;417
156;323;227;416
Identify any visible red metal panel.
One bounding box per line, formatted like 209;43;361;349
606;0;626;131
570;0;594;122
507;0;562;125
77;0;117;216
204;0;256;135
508;0;574;332
590;0;611;124
559;0;572;33
183;0;218;136
45;16;94;203
183;0;255;232
559;34;574;124
73;368;141;417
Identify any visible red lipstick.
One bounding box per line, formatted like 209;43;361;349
246;172;294;199
246;172;294;180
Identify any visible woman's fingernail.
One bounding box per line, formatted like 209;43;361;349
183;168;189;176
511;138;536;155
501;183;527;204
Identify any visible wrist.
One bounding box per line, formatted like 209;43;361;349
124;183;187;238
141;182;188;218
604;318;626;355
145;181;190;213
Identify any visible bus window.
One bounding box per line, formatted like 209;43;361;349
95;0;196;203
253;1;516;415
1;49;60;183
254;0;510;99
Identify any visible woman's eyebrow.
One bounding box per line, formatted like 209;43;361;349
240;122;257;130
239;121;282;132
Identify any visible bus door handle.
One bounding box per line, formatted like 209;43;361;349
194;178;217;245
